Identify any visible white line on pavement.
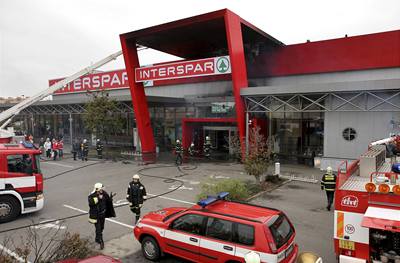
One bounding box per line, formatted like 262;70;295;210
0;244;32;263
42;162;74;168
147;193;196;205
63;204;134;229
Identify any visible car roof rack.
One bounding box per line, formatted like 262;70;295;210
197;192;229;208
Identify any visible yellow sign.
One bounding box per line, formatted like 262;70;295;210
339;240;355;250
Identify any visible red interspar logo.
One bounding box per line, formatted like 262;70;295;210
341;195;359;208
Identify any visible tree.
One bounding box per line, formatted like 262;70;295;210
243;126;274;184
83;92;124;144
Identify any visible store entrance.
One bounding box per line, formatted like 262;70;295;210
203;126;237;155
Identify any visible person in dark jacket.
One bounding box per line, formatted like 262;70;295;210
321;166;337;211
96;139;104;159
88;183;115;249
81;139;89;161
126;174;147;224
175;139;183;165
71;139;80;161
203;136;212;158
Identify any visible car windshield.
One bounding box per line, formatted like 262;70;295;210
267;214;294;249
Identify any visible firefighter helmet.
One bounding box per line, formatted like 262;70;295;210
97;139;100;142
244;251;260;263
83;139;87;143
94;183;104;191
296;252;322;263
191;142;194;147
327;166;333;174
132;174;140;180
176;139;180;144
206;136;210;141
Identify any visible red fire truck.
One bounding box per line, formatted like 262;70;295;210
334;136;400;262
0;141;44;223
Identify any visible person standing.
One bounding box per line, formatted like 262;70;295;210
71;139;80;161
88;183;115;250
44;138;52;158
81;139;89;161
58;139;64;159
51;139;58;160
126;174;147;224
203;136;212;158
174;139;183;165
321;166;337;211
188;142;196;157
39;138;45;155
96;139;104;159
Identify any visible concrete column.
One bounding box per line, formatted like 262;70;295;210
69;113;73;145
246;111;249;156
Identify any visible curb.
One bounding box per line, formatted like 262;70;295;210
245;179;292;202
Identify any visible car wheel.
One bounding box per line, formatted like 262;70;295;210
141;236;161;261
0;196;21;223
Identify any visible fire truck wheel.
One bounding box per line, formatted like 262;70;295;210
0;196;21;223
141;236;161;261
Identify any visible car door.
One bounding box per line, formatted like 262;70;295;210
164;213;206;262
198;216;236;263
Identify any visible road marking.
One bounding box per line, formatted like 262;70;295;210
63;204;134;229
168;185;193;191
177;178;200;185
147;193;196;205
42;162;74;168
0;244;32;263
32;219;66;230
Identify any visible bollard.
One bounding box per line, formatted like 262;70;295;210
274;162;280;177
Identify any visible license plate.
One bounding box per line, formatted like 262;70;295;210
339;240;355;250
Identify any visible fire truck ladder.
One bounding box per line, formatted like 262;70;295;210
0;51;122;136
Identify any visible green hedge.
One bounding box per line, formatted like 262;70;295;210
197;179;250;201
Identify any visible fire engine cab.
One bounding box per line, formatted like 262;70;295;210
0;141;44;223
334;136;400;262
134;192;298;263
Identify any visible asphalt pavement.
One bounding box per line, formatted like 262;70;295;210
0;156;335;263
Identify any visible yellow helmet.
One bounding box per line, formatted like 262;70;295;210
297;252;323;263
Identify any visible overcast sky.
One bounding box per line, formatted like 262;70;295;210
0;0;399;97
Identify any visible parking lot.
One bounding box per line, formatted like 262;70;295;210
0;157;335;262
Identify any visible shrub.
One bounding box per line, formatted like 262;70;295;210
197;179;250;201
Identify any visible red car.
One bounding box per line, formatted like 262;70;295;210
134;192;298;263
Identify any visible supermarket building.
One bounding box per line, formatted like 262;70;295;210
2;9;400;168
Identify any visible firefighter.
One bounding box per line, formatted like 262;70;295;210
81;139;89;161
88;183;116;250
175;139;183;165
126;174;147;224
244;251;260;263
321;166;337;211
188;142;196;157
71;139;80;161
203;136;212;158
296;252;323;263
96;139;104;159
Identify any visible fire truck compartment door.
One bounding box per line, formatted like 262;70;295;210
339;255;366;263
361;206;400;232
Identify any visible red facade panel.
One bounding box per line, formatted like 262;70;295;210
254;30;400;77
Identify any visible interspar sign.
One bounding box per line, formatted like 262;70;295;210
50;69;128;94
135;56;231;82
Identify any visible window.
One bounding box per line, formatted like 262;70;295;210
206;217;233;242
342;127;357;141
268;214;294;249
7;154;33;174
235;223;255;246
171;214;205;235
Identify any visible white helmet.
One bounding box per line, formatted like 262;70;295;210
206;136;210;140
132;174;140;180
244;251;260;263
94;182;103;191
327;167;333;173
176;139;180;143
191;143;194;147
97;139;100;142
83;139;87;143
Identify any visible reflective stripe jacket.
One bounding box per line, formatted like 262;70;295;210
321;173;337;191
88;191;116;223
127;182;147;207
